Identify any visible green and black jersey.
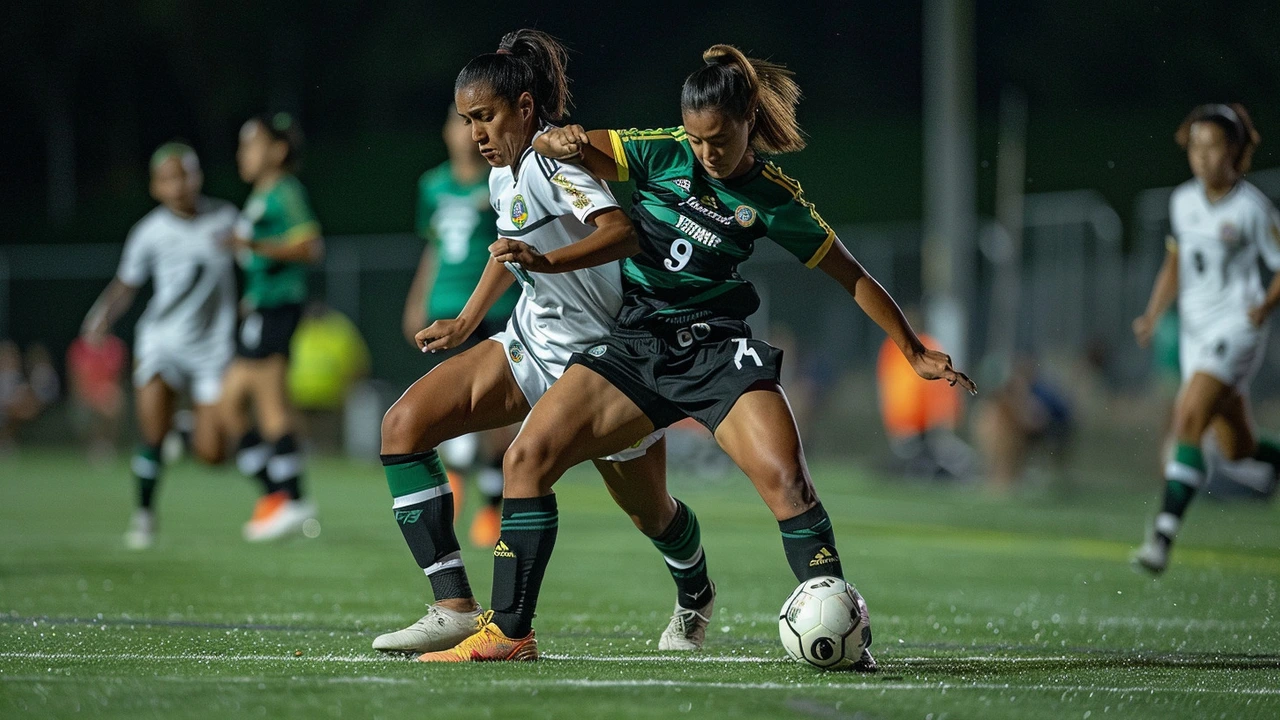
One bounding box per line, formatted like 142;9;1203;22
607;126;835;329
238;174;320;310
416;161;517;320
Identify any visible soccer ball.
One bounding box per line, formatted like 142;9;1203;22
778;576;870;670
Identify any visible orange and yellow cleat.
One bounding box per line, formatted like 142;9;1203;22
415;611;538;662
468;505;501;547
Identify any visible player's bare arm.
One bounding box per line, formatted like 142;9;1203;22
417;257;516;353
489;207;638;274
81;278;139;344
817;239;976;394
1249;267;1280;327
532;126;620;182
1134;244;1179;347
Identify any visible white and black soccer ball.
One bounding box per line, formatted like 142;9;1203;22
778;576;870;670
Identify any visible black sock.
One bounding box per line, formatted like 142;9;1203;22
383;451;472;601
649;499;712;610
236;429;274;495
1253;437;1280;472
491;495;558;638
133;444;163;510
778;502;843;581
267;433;305;500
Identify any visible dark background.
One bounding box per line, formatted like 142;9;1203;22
6;1;1279;243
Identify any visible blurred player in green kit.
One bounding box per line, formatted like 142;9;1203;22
401;107;521;547
222;113;324;542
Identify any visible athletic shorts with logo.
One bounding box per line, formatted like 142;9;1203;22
491;315;663;463
567;319;783;432
1180;323;1265;391
237;303;304;359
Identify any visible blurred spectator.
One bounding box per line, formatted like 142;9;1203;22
66;334;128;462
25;343;61;408
973;358;1073;492
1;340;43;451
876;331;973;481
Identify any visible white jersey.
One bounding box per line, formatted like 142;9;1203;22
1170;179;1280;337
117;198;239;358
486;132;662;463
489;131;625;368
1170;179;1280;388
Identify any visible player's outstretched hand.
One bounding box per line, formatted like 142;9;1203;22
533;124;590;161
1132;313;1156;348
909;348;977;395
491;238;552;273
416;318;472;354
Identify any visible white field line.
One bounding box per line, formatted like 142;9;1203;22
0;650;1274;668
3;673;1279;698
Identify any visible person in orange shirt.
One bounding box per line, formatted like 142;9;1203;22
876;330;970;480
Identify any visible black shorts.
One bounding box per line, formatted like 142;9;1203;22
236;303;304;359
421;317;507;370
567;319;783;432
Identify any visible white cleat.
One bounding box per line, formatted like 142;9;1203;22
1133;536;1169;575
659;582;716;651
372;605;484;654
124;509;155;551
244;499;317;542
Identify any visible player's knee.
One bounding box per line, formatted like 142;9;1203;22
1173;404;1213;441
192;439;225;466
503;434;557;493
380;401;419;454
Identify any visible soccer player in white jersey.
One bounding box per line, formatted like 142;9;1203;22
374;29;717;658
1132;104;1280;574
81;143;239;550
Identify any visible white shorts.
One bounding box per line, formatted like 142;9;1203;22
1179;326;1265;391
133;344;231;406
491;320;663;463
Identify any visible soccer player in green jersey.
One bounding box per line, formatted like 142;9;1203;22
421;44;974;667
221;113;324;542
401;107;521;548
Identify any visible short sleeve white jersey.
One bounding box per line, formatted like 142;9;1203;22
1169;179;1280;337
488;129;625;364
117;197;240;353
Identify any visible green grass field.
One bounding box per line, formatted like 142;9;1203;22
3;449;1280;719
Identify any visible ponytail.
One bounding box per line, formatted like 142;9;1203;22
455;29;571;125
1176;103;1261;174
681;44;805;155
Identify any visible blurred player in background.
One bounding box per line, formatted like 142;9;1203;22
222;114;324;542
421;43;973;665
1132;104;1280;574
376;29;717;658
80;142;239;549
401;107;521;547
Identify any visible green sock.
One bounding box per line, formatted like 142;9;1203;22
382;450;471;601
1253;437;1280;470
133;444;162;510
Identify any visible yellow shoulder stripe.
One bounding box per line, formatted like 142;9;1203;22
805;231;837;269
608;129;630;182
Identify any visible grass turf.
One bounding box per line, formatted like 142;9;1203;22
2;449;1280;719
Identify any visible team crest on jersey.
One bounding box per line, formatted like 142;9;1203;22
587;344;607;357
1219;222;1241;248
673;178;691;192
511;194;529;229
509;340;525;363
550;173;592;210
735;205;758;228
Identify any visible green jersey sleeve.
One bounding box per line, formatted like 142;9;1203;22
607;127;690;184
271;175;321;243
760;165;836;268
